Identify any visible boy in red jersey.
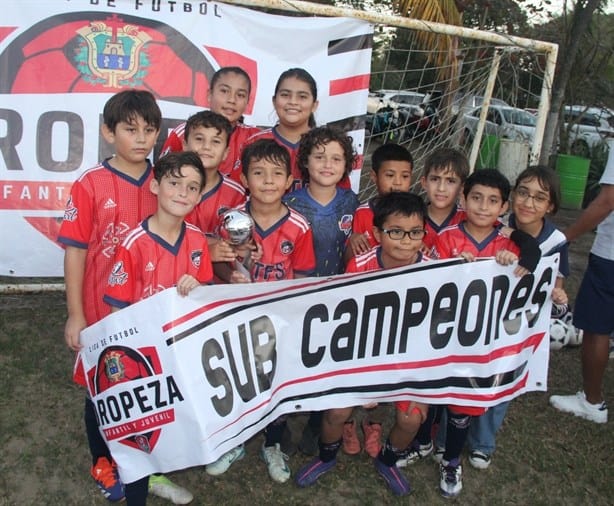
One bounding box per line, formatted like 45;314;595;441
59;90;162;503
345;143;413;260
420;148;470;252
208;139;315;482
296;192;430;496
181;110;247;263
161;66;260;183
430;168;539;499
103;151;214;506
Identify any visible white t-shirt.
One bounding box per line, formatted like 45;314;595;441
591;139;614;260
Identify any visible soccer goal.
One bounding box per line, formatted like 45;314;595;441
223;0;558;200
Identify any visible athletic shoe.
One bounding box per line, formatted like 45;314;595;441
90;456;125;502
342;420;361;455
298;423;319;456
148;474;193;504
439;458;462;498
468;450;491;470
295;457;336;487
205;445;246;476
396;441;433;467
261;443;291;483
549;391;608;424
374;458;411;496
432;446;445;464
362;420;382;458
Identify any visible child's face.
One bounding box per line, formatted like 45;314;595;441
240;158;292;205
150;164;203;218
307;141;346;188
511;177;553;227
273;76;318;129
462;184;508;231
420;168;462;211
208;71;251;125
183;125;229;172
102;115;159;167
371;160;412;194
373;212;425;268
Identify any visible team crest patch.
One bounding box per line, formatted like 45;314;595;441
280;240;294;255
63;196;77;222
191;250;202;268
104;351;125;383
108;261;128;286
75;14;152;88
339;214;353;234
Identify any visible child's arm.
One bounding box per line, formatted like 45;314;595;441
345;232;372;260
207;236;238;263
552;277;569;305
64;246;88;351
176;274;202;296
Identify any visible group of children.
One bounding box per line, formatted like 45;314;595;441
59;65;569;504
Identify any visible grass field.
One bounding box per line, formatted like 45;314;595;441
1;209;612;505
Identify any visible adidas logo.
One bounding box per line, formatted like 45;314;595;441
145;261;155;271
104;198;117;209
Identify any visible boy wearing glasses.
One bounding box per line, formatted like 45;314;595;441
296;192;430;497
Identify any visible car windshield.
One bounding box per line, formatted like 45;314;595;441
502;109;537;127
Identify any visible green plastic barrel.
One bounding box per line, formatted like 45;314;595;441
555;154;590;210
476;135;500;169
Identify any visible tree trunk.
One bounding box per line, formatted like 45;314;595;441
539;0;603;165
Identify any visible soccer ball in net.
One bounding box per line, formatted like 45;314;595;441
549;319;571;351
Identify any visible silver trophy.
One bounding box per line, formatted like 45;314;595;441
219;209;255;279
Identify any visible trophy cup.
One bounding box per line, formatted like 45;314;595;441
219;209;255;280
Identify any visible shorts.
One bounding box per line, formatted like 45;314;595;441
395;401;428;419
573;254;614;335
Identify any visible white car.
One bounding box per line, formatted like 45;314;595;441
367;89;425;116
460;105;537;144
563;106;614;156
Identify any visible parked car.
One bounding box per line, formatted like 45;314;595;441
460;105;537;144
365;89;427;141
451;94;510;117
563;105;614;156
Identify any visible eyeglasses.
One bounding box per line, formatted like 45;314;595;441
514;188;550;207
379;228;426;240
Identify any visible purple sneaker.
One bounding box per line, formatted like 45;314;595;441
295;458;336;487
374;458;411;496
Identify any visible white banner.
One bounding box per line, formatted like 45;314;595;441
0;0;372;276
80;257;556;483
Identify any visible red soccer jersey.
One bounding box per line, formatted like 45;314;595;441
238;202;316;282
351;200;378;248
186;173;247;234
161;121;261;185
103;220;213;307
424;205;466;251
58;160;158;326
432;222;519;260
346;246;429;273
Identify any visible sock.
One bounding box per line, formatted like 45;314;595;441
319;438;342;462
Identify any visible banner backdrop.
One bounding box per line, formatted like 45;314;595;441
0;0;372;276
80;257;556;483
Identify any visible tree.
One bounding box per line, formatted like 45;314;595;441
538;0;606;164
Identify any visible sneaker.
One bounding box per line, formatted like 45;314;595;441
468;450;491;470
396;441;433;467
362;420;382;458
148;474;193;505
205;445;246;476
342;420;361;455
439;458;462;498
432;446;445;464
298;423;320;456
90;457;125;502
261;443;291;483
549;391;608;424
374;458;411;496
295;457;336;487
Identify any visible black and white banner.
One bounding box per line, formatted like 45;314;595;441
80;257;556;483
0;0;372;276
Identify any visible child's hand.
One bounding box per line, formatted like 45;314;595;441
230;270;251;283
208;238;237;263
176;274;200;296
457;251;475;262
551;287;569;305
64;314;86;351
495;249;518;266
362;402;378;409
247;239;263;262
348;233;371;256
